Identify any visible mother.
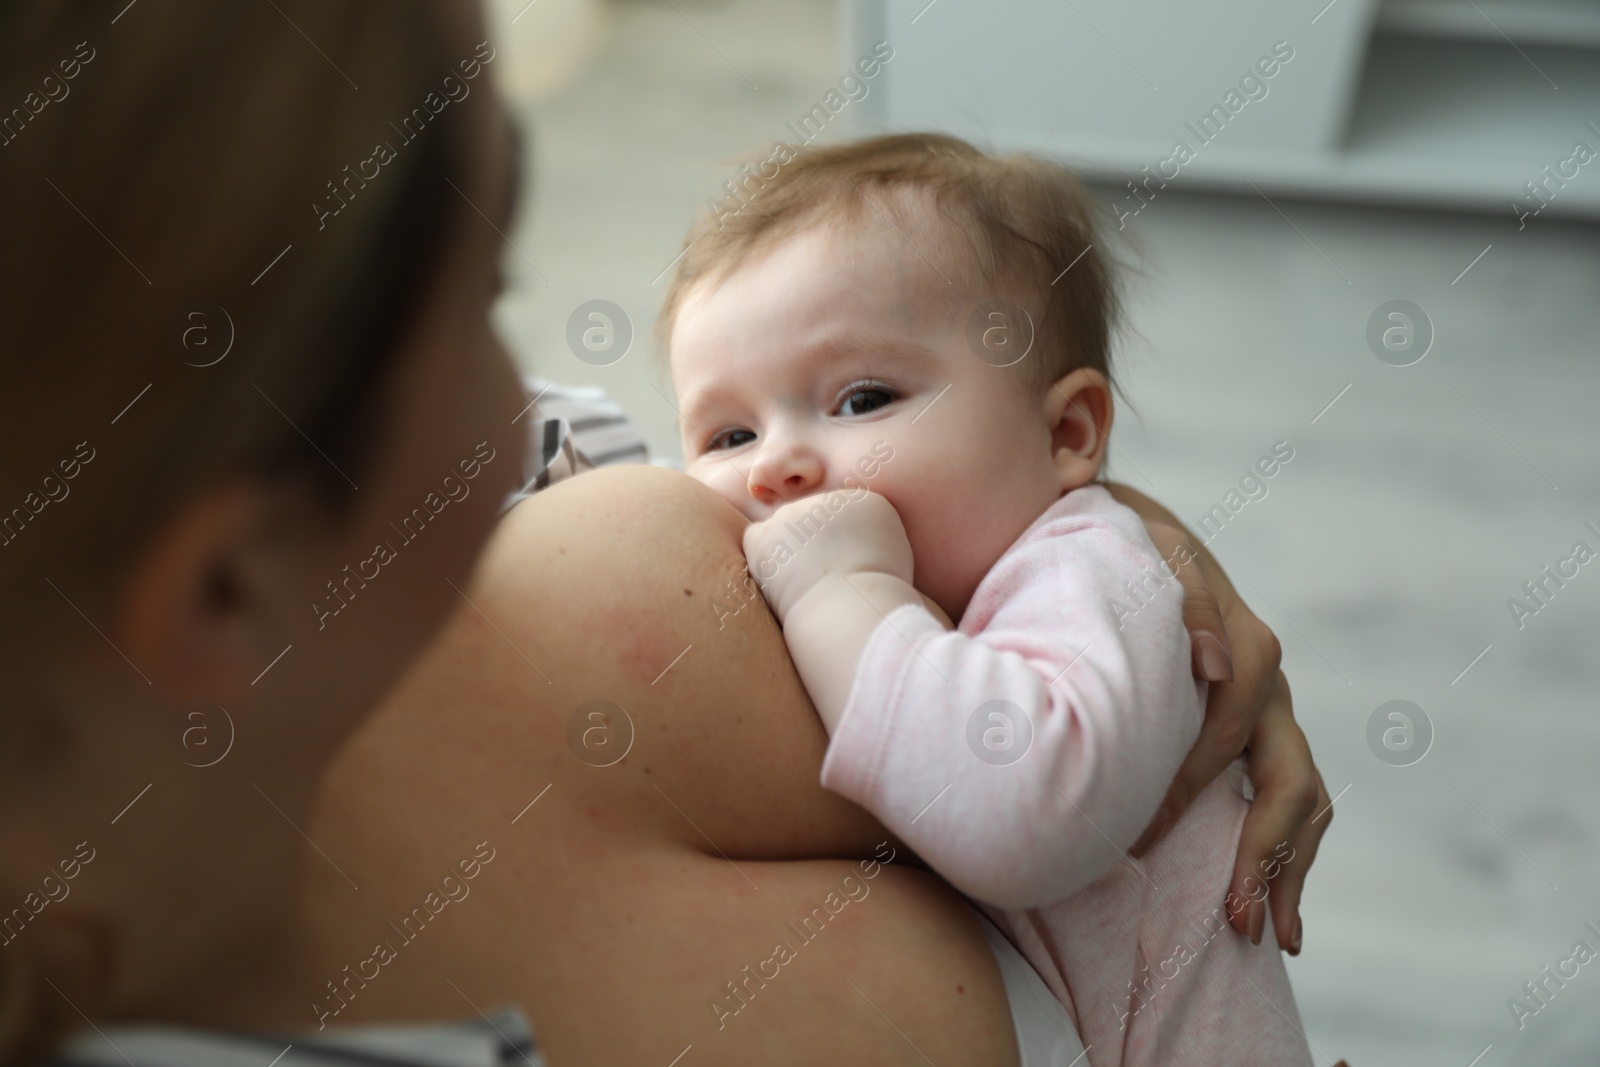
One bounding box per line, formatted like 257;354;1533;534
0;3;1331;1064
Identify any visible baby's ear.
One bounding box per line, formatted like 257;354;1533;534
1045;368;1113;492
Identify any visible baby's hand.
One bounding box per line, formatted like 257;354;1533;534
742;490;924;731
742;489;913;623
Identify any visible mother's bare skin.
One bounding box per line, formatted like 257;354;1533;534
286;465;1020;1065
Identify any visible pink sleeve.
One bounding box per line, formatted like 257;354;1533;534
819;501;1204;910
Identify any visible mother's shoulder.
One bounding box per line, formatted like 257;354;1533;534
498;463;746;563
475;464;761;684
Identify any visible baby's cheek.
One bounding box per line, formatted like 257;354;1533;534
692;464;761;521
685;459;727;492
874;489;945;574
898;493;1009;616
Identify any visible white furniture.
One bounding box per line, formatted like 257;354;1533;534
846;0;1600;218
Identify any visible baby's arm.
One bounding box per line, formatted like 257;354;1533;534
745;487;1204;910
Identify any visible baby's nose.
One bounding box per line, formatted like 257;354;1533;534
748;444;824;504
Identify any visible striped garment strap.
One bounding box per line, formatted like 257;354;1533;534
503;374;652;511
49;1006;540;1067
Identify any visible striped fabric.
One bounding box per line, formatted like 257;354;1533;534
50;1007;539;1067
502;373;654;510
521;375;651;468
47;377;657;1067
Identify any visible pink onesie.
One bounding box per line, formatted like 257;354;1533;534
819;484;1312;1066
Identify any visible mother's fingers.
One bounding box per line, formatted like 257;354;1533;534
1269;765;1333;955
1140;524;1235;684
1251;672;1336;954
1226;672;1329;949
1131;611;1282;858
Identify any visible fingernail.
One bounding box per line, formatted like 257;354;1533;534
1193;631;1234;682
1131;806;1170;857
1289;915;1302;956
1248;901;1265;946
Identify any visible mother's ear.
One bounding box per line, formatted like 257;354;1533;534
1045;367;1113;492
114;483;309;702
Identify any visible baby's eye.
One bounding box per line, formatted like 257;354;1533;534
836;382;897;417
708;427;756;451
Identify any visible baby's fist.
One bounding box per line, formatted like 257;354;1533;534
743;489;914;622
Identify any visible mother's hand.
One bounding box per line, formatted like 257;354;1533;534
1107;489;1332;958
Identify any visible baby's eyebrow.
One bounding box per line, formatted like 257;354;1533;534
672;383;737;436
673;336;934;431
800;336;935;367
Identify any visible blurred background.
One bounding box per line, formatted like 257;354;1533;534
486;0;1600;1062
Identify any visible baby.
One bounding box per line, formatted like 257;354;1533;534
663;133;1312;1066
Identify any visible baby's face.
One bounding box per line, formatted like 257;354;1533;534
671;209;1068;619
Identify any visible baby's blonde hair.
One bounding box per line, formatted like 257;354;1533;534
659;131;1124;392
